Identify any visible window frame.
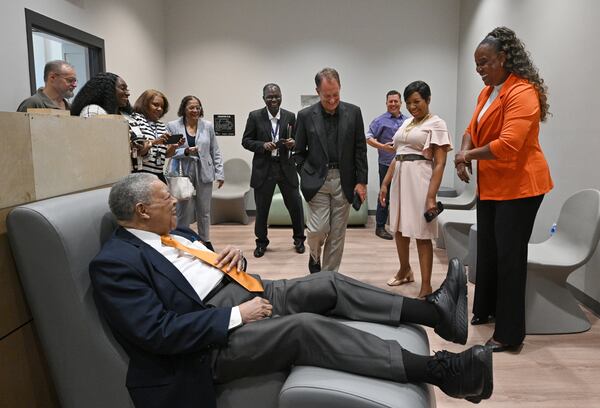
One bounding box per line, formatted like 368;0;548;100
25;8;106;94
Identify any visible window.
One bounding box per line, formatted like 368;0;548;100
25;8;105;98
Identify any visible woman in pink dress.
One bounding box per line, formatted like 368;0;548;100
380;81;452;298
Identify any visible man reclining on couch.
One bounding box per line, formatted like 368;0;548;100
89;173;493;408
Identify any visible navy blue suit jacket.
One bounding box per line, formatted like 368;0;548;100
89;226;231;408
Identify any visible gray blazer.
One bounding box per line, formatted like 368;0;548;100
167;117;224;183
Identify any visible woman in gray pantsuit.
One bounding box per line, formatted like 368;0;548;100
167;95;224;247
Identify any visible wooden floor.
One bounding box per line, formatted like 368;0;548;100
209;216;600;407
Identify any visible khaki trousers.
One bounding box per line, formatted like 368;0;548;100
306;169;351;271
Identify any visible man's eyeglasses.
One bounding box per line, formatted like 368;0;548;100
56;74;78;84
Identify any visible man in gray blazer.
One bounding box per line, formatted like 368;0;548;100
242;84;305;258
294;68;368;273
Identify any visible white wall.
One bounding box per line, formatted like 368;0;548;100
457;0;600;302
163;0;461;209
0;0;166;112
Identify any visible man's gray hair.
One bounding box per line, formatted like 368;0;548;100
109;173;158;221
43;60;74;82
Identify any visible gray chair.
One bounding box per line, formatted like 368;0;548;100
211;158;251;225
7;188;434;408
266;184;307;226
438;174;476;211
526;189;600;335
436;209;477;266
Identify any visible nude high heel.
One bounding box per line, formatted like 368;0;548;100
386;269;415;286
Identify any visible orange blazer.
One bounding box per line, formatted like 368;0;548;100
466;73;553;200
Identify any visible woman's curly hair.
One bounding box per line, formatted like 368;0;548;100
481;27;549;122
70;72;132;115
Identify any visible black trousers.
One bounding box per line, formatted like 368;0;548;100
208;271;407;384
473;194;544;345
253;160;305;246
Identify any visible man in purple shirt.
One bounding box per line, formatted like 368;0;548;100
366;90;407;240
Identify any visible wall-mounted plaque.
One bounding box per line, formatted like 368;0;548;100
301;95;319;109
213;114;235;136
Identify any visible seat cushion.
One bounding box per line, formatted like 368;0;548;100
216;372;288;408
279;321;434;408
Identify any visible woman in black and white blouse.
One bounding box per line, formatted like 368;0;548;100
131;89;182;181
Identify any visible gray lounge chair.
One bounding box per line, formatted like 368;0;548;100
526;189;600;334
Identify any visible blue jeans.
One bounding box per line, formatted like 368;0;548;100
376;163;390;229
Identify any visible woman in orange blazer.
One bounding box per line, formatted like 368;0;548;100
454;27;553;352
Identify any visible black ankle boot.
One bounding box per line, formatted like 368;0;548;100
427;345;493;403
426;257;468;344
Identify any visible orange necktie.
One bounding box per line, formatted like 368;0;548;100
160;235;263;292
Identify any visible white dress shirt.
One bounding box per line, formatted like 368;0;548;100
268;109;281;156
127;228;242;329
477;83;504;123
268;109;281;140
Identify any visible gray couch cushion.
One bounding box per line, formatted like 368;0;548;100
280;322;434;408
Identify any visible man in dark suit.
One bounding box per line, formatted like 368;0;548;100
242;83;305;258
89;173;493;408
294;68;368;273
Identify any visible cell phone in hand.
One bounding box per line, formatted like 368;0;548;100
166;134;183;144
275;139;286;148
424;201;444;223
352;191;362;211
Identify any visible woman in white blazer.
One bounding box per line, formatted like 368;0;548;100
167;95;224;246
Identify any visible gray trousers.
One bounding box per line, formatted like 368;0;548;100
177;180;213;242
306;169;351;271
208;271;407;384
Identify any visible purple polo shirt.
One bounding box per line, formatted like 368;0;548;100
366;111;407;165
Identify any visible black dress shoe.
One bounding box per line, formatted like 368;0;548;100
426;257;468;345
375;227;393;240
294;240;305;254
308;256;321;273
485;337;522;353
253;245;266;258
471;315;495;325
428;345;493;403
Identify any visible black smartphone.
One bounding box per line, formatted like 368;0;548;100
275;138;286;147
166;133;183;144
352;192;362;211
424;201;444;223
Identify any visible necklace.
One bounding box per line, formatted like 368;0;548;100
403;114;431;140
408;114;430;128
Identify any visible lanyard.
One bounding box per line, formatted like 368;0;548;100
271;119;280;141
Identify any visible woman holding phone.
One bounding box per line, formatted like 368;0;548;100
380;80;452;299
167;95;224;246
132;89;182;182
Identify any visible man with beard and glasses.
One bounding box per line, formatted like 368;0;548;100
17;60;77;112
